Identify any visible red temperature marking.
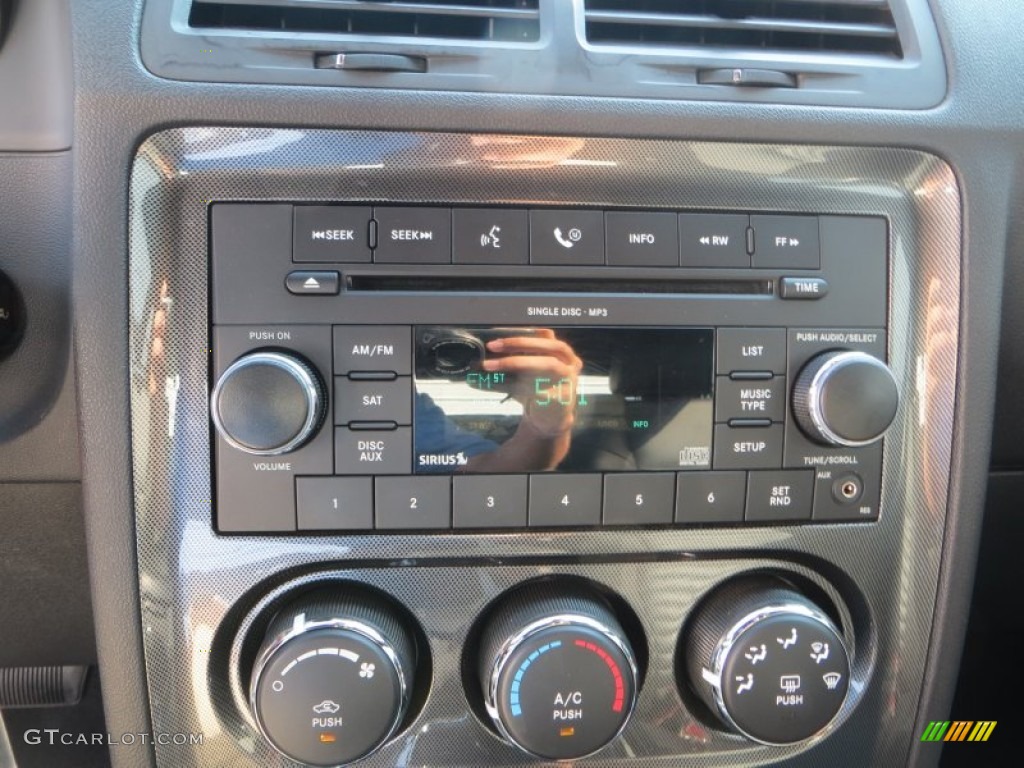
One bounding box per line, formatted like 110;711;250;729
574;639;626;713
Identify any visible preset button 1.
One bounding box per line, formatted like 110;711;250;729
296;476;373;530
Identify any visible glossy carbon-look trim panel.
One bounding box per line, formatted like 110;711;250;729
128;129;960;766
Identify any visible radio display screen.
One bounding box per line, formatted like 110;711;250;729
413;327;714;474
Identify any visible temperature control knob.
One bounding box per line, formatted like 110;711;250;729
684;575;850;745
792;350;898;447
478;583;639;761
249;588;415;767
211;350;326;455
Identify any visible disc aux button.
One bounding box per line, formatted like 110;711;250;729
335;427;412;475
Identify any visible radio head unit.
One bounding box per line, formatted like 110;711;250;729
207;203;895;533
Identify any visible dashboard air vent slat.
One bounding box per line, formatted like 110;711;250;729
584;0;903;58
189;0;541;43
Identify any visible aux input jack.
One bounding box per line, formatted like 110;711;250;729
831;474;864;505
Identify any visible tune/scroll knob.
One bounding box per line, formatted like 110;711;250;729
684;575;851;745
477;583;639;761
792;350;898;447
210;350;326;455
249;587;416;767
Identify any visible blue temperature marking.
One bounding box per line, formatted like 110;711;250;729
509;641;562;717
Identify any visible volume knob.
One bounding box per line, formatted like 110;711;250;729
211;351;326;455
792;350;898;447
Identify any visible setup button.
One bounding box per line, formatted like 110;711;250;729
713;424;784;470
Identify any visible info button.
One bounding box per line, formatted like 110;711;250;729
605;211;678;267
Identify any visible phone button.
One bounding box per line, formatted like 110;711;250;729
529;209;604;265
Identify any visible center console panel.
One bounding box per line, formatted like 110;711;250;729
128;129;959;766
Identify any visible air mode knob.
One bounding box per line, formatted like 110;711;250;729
792;350;898;447
478;583;639;761
249;588;416;767
211;350;326;455
684;575;851;745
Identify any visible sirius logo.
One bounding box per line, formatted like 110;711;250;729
418;452;469;467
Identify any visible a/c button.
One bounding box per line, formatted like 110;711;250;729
713;424;783;469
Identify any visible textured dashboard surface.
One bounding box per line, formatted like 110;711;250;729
127;128;959;766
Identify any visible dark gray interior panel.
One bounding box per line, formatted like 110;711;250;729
0;483;95;668
0;0;72;151
139;0;947;109
68;2;1023;767
0;151;78;480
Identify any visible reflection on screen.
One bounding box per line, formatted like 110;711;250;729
413;327;714;474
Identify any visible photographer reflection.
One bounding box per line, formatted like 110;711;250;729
415;329;583;472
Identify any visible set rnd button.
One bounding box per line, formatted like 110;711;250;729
746;471;814;522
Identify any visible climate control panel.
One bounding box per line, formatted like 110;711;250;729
233;573;853;767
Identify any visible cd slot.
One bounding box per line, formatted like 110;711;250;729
346;274;772;296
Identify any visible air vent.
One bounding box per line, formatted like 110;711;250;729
584;0;902;58
189;0;541;43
